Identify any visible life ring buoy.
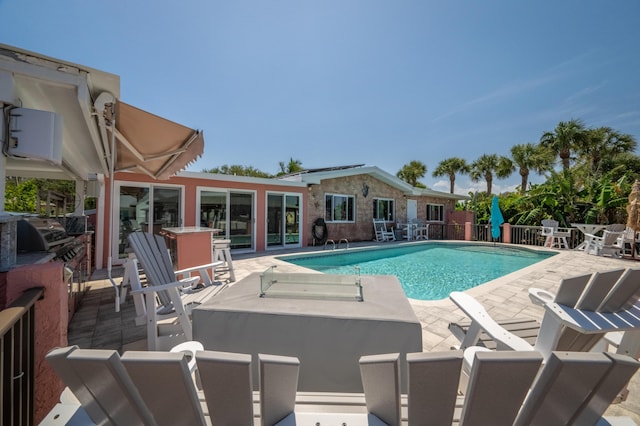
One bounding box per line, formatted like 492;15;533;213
312;218;328;244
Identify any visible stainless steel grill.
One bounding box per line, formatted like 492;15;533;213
16;216;89;316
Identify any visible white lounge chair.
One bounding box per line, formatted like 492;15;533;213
450;269;640;361
44;346;640;425
541;219;572;249
373;219;395;242
583;223;626;256
127;231;225;350
196;350;255;425
620;227;640;258
360;350;639;425
44;346;156;425
120;350;206;425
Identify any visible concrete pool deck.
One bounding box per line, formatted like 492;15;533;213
68;241;639;421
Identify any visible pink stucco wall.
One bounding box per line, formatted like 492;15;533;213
99;172;308;267
3;262;67;425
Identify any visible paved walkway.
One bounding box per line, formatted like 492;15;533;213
68;242;639;421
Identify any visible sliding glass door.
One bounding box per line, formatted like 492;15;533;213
115;183;182;261
267;192;301;248
198;189;255;251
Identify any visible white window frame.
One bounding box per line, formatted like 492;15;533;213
325;193;355;223
195;186;257;253
265;191;304;250
373;198;395;222
426;203;444;222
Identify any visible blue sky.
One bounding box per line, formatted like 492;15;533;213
2;1;639;194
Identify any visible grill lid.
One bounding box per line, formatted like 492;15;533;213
16;216;73;252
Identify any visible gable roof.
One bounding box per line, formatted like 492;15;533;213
280;165;468;200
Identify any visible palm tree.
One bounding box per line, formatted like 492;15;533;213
539;119;587;171
577;127;637;173
277;158;304;176
470;154;512;195
397;160;427;187
432;157;469;194
510;143;554;194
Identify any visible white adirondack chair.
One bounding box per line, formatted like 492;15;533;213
127;231;225;350
373;219;395;242
360;349;639;425
450;268;640;362
44;346;640;425
583;223;626;256
540;219;572;249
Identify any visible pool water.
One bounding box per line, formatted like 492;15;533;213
278;243;555;300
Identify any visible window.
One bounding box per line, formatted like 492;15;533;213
373;198;395;221
426;204;444;222
325;194;355;222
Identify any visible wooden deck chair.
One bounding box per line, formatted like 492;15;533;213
196;350;254;425
45;346;156;426
121;350;205;426
450;269;640;361
406;351;463;425
373;219;396;242
514;351;640;425
359;353;401;426
127;231;225;350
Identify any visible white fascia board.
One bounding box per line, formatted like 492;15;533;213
293;165;416;192
0;70;16;104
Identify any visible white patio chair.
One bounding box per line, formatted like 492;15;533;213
362;350;638;425
127;231;225;350
583;223;626;256
449;268;640;364
373;219;395;242
121;350;206;425
620;227;640;257
540;219;572;249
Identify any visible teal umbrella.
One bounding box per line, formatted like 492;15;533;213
490;195;504;240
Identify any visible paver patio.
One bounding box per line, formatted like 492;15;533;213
67;242;640;422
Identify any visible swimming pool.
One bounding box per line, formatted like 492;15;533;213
278;243;556;300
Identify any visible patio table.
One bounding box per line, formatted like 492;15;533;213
192;273;422;393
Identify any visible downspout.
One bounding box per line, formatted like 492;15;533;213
93;93;120;311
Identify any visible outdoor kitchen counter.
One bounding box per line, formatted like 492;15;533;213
192;273;423;393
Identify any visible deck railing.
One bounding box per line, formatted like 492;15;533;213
0;287;43;426
428;223;584;249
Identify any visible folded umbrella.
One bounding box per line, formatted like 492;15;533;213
490;195;504;240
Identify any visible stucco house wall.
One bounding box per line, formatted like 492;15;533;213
97;171;308;268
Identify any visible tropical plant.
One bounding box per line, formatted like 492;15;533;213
509;170;582;227
277;158;304;176
203;164;272;178
4;177;76;213
539;119;587;171
510;143;554;194
432;157;469;194
580;170;631;224
469;154;513;195
397;160;427;187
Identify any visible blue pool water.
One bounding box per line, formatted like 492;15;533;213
278;243;555;300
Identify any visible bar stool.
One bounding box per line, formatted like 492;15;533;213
213;239;236;282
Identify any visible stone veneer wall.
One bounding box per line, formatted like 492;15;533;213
306;174;458;245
